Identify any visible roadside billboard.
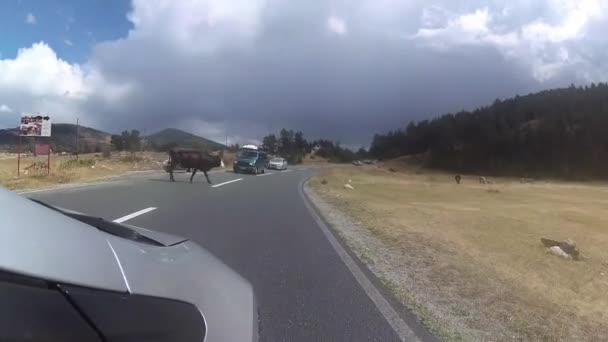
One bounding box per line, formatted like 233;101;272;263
20;114;51;137
35;143;51;156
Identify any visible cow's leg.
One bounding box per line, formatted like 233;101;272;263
190;169;198;183
204;170;212;184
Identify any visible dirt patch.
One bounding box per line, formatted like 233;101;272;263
308;166;608;342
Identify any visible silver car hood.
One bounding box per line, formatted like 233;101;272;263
0;187;128;292
126;224;188;246
106;236;258;342
4;188;257;342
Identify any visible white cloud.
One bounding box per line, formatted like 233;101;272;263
25;13;36;25
126;0;265;53
327;15;348;35
411;1;608;81
0;104;12;113
0;43;87;98
0;42;132;126
64;39;73;46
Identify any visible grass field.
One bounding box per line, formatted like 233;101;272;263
309;161;608;341
0;150;236;191
0;152;166;191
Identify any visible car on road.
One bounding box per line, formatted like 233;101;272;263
233;145;268;174
0;188;258;342
267;157;288;170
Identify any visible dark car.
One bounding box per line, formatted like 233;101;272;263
233;148;268;174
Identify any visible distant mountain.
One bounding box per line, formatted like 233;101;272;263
146;128;225;151
0;123;111;153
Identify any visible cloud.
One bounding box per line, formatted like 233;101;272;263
25;13;36;25
327;15;347;35
64;39;74;46
411;0;608;81
0;42;132;128
0;104;12;113
2;0;608;146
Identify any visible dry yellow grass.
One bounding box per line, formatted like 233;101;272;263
302;152;330;164
0;152;166;191
310;166;608;342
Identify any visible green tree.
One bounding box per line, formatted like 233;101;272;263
110;134;124;151
262;134;278;154
111;130;142;152
294;131;307;152
278;129;294;155
125;130;141;152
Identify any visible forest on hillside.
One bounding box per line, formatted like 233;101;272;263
370;83;608;179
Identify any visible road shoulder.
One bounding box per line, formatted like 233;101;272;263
301;178;437;342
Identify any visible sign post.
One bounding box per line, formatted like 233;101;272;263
19;113;52;176
17;135;21;177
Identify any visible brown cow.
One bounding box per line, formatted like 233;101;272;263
167;148;224;184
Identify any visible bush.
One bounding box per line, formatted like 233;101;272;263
120;154;144;163
102;147;111;159
59;158;96;170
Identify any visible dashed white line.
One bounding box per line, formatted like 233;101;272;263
113;207;157;223
281;169;293;173
257;173;273;177
211;178;243;188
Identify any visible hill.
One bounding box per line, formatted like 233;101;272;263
370;83;608;179
0;123;111;153
146;128;225;151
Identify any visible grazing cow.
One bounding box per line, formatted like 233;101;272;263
167;148;225;184
454;174;461;184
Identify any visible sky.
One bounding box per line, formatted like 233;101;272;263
1;0;607;146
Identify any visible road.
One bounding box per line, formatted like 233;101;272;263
27;166;428;341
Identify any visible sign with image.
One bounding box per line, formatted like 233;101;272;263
20;113;52;137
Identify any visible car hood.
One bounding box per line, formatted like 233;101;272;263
126;224;188;246
10;192;258;341
0;188;128;292
106;237;258;342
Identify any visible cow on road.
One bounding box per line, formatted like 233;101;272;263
167;148;225;184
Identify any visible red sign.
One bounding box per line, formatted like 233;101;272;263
35;143;51;155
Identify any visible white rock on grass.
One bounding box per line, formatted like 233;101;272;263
547;246;572;260
344;183;355;190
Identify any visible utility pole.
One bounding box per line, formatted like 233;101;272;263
141;129;146;153
76;117;79;159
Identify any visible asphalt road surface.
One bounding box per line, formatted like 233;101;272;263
26;166;428;341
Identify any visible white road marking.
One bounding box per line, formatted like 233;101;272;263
211;178;243;188
300;181;421;342
257;173;273;177
281;169;293;173
106;240;131;293
113;207;157;223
